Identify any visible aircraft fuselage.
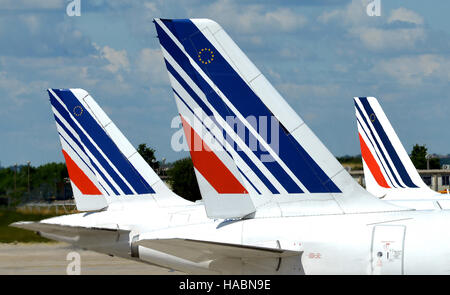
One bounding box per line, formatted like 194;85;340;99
36;203;450;275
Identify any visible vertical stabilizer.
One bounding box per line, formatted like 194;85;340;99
354;97;439;199
154;18;405;218
48;88;190;210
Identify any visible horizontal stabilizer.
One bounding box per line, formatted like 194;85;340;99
10;221;127;236
11;221;130;253
73;194;108;211
136;238;300;263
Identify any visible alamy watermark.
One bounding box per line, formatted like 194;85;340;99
66;251;81;275
66;0;81;17
366;0;381;17
170;110;281;163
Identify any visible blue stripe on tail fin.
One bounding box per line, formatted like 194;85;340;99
357;97;418;188
49;89;155;195
156;19;340;194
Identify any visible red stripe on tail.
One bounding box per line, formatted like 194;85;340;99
359;133;390;188
62;150;102;195
180;115;248;194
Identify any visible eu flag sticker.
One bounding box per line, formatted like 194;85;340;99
73;106;83;117
198;48;214;64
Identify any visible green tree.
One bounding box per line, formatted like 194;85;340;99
32;163;69;200
166;158;201;202
430;158;441;169
410;144;440;169
410;144;427;169
336;155;362;164
0;162;71;206
137;143;159;170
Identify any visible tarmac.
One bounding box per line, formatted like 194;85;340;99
0;242;184;275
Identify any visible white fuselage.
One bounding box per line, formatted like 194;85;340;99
386;197;450;211
37;199;450;275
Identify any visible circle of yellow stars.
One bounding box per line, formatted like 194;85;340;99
73;106;83;117
370;113;376;122
198;48;214;64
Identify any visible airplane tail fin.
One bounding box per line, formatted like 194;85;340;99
154;18;404;218
48;88;189;211
354;97;437;199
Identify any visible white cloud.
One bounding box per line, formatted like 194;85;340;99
318;0;426;51
0;0;63;9
191;0;307;33
388;7;424;25
279;48;298;59
278;83;342;99
352;26;425;51
372;54;450;85
19;14;40;34
0;71;30;105
317;0;369;26
100;46;130;73
135;48;167;85
264;8;307;31
143;2;160;15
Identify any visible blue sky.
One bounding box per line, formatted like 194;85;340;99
1;0;450;167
